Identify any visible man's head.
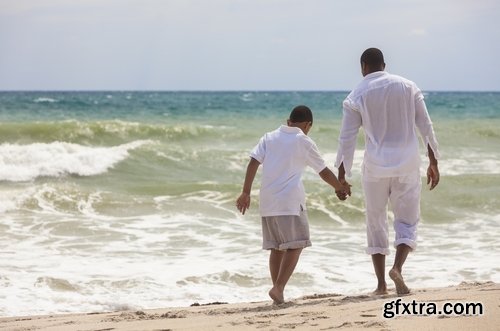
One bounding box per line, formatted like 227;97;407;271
360;48;385;76
288;105;313;135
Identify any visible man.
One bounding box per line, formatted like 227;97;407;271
335;48;440;295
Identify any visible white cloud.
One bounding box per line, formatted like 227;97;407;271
0;0;499;90
410;28;427;36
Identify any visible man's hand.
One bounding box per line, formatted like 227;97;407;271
426;145;439;190
335;163;351;200
336;178;352;200
427;163;440;190
236;192;251;215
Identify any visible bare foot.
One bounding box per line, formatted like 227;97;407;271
372;287;388;296
389;268;410;295
268;287;284;304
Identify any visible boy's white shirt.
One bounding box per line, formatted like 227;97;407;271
250;125;326;217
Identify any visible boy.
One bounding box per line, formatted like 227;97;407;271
236;105;349;304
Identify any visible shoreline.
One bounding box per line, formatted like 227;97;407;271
1;281;498;331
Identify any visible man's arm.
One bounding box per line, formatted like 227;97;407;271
415;93;441;160
336;162;352;199
236;157;260;214
427;144;439;190
335;100;362;178
414;91;440;191
338;162;346;181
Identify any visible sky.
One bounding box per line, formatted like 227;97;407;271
1;0;499;91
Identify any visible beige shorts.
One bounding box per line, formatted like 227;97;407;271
261;211;311;250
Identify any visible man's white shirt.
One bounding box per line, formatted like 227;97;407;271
335;71;440;177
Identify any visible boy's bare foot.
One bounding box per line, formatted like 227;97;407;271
269;287;285;304
372;287;388;295
372;281;387;295
389;268;410;295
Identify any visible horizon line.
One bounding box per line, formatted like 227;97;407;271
1;89;499;93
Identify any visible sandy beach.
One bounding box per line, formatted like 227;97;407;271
1;281;497;331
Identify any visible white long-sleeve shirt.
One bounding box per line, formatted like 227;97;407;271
335;71;440;177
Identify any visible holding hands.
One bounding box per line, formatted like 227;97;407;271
236;164;353;216
335;163;351;201
336;179;352;201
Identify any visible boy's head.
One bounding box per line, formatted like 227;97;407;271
288;105;313;135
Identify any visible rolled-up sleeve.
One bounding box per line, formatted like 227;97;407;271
335;98;362;177
415;92;441;159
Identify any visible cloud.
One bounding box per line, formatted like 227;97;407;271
409;28;427;36
0;0;499;90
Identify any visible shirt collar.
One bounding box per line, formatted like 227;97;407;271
279;125;302;134
364;71;387;80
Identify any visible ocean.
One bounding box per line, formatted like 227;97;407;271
0;91;499;317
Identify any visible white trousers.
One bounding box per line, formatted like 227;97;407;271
362;170;421;255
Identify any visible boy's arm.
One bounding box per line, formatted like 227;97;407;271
319;166;351;201
236;157;261;215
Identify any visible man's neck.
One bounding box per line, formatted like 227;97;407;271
366;68;384;75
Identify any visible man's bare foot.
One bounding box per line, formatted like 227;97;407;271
389;268;410;295
269;287;284;304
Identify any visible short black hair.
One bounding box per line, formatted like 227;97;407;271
360;48;385;67
289;105;313;123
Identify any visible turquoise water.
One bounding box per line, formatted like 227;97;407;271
0;91;499;316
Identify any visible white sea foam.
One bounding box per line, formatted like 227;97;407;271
439;153;500;176
33;97;58;103
0;140;152;182
324;150;500;176
240;93;253;102
0;91;498;317
0;186;499;317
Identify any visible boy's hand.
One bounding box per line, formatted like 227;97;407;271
335;179;352;201
236;192;251;215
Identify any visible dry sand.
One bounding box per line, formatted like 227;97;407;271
1;281;498;331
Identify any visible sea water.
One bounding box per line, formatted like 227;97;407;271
0;91;499;316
